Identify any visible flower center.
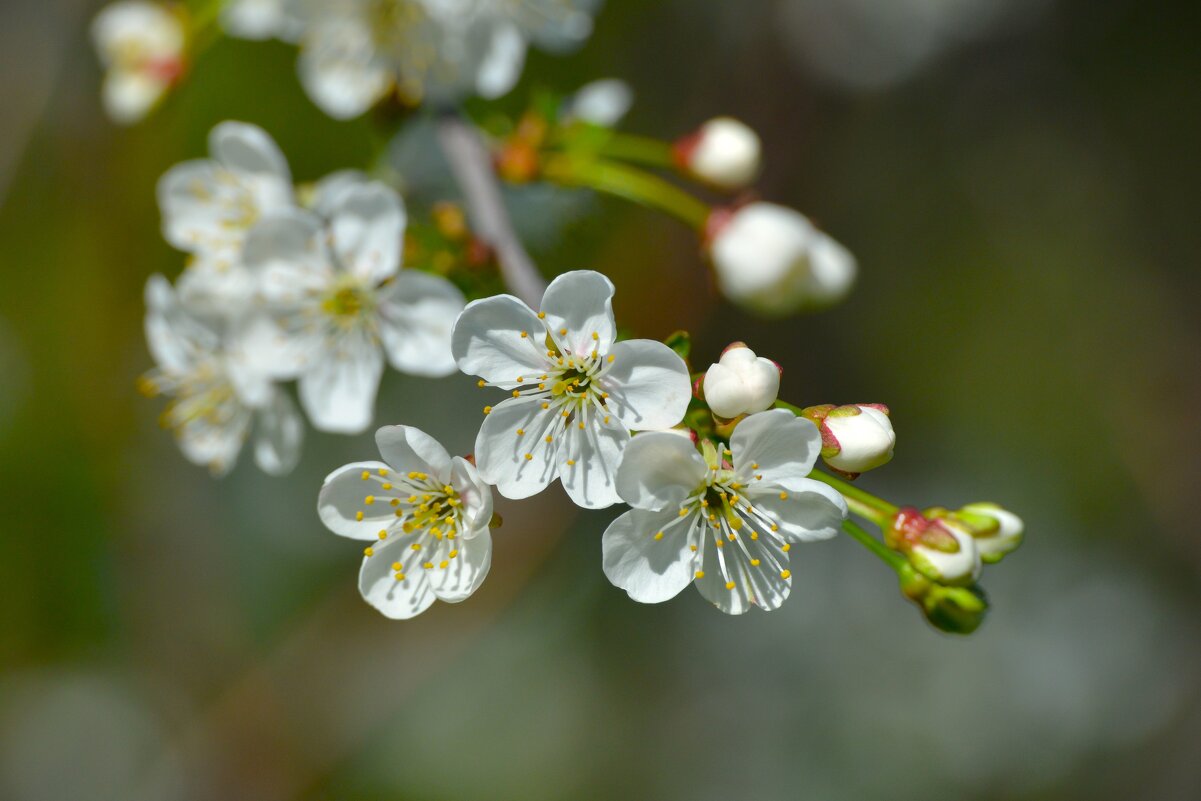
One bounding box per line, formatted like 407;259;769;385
357;467;468;580
321;281;373;323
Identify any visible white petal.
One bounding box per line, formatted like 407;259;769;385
223;350;274;408
601;339;691;431
102;71;167;124
474;397;558;500
329;182;405;285
222;0;286;40
475;22;526;99
565;79;633;127
750;480;847;542
451;294;550;384
429;531;492;602
602;508;698;604
306;169;368;218
93;1;183;61
299;333;383;434
317;460;396;540
374;425;453;484
156;160;236;255
358;537;437;619
450;456;493;536
539;270;616;356
252;389;303;475
298;20;391;119
176;405;252;477
558;404;629;509
731;409;822;489
377;270;464;377
175;258;258;321
614;431;707;511
242;209;333;306
144;275;215;373
210;121;291;185
226;312;309;383
695;534;792;614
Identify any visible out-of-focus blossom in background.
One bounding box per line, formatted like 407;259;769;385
91;0;185;123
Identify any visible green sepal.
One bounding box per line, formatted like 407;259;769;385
663;330;692;361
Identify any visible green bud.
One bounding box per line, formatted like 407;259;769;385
899;566;989;635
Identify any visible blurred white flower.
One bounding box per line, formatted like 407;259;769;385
701;342;780;419
222;0;304;41
602;409;847;613
452;270;691;509
708;202;856;316
91;0;185;124
318;425;494;619
675;117;761;190
239;181;465;434
563;78;633;127
295;0;600;119
139;275;303;476
818;403;895;474
157;122;295;318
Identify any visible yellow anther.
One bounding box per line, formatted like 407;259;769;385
566;459;576;466
411;543;421;551
750;532;759;541
378;468;388;476
602;392;609;399
449;549;458;558
424;562;433;569
751;559;761;566
780;569;792;579
771;524;779;532
607;354;615;363
779;492;788;500
395;510;404;517
483;406;492;414
381;483;392;490
520;331;528;338
678;508;689;517
390;498;400;506
545;435;553;443
654;531;664;540
524;453;533;461
716;539;724;548
408;495;418;503
538;383;546;390
439;560;449;569
695;570;705;579
725;581;736;590
391;561;402;571
361;470;370;480
378;530;388;540
591;332;599;340
516;428;525;436
689;544;698;552
478;379;486;387
727;533;737;541
512;390;521;398
781;543;790;552
603;416;610;424
751;463;759;469
731;482;741;490
363;547;374;557
364;495;375;505
755;474;763;481
355;511;364;521
578;421;585;429
701;500;709;507
559;327;567;336
537;311;546;319
443;485;454;494
516;376;524;383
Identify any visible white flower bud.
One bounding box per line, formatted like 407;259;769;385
960;503;1024;563
91;1;186;124
702;343;781;419
708;203;857;316
821;404;895;474
564;79;634;127
909;520;982;586
675;117;761;190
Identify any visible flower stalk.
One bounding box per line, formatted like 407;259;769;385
541;154;712;229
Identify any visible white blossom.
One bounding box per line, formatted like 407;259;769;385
318;425;494;619
676;117;761;190
563;78;633;127
821;404;895;474
293;0;599;119
452;270;691;509
139;275;303;476
157;122;295;318
701;343;780;419
239;181;465;434
709;202;856;316
222;0;304;41
602;409;848;613
91;1;185;124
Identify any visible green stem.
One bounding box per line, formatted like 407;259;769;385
542;156;711;229
808;470;899;526
842;519;906;572
772;399;806;416
594;133;676;168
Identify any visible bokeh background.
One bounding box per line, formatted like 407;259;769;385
2;0;1200;799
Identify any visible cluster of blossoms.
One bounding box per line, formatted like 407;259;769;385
110;0;1023;631
139;120;467;473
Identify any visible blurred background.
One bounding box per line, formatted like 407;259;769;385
2;0;1200;799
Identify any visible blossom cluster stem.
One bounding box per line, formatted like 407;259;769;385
594;133;676;168
542;155;711;229
841;519;906;572
808;470;899;527
437;112;547;306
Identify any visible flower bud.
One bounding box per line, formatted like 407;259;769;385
702;343;781;419
899;566;988;635
928;503;1024;564
563;79;634;127
803;403;894;476
707;203;856;317
886;507;981;586
674;117;761;190
92;1;187;124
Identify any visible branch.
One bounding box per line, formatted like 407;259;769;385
436;113;546;306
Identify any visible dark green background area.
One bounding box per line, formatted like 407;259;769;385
1;1;1198;799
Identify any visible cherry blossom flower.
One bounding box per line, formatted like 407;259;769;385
602;409;847;613
139;275;303;476
239;181;465;433
452;270;691;509
318;425;494;619
91;1;185;124
293;0;599;119
157;122;295;318
701;342;781;419
222;0;304;42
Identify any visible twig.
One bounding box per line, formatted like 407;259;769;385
436;112;547;306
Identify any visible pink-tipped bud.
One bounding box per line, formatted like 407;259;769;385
702;344;781;419
888;507;981;586
818;404;895;475
674;117;762;190
707;202;856;317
